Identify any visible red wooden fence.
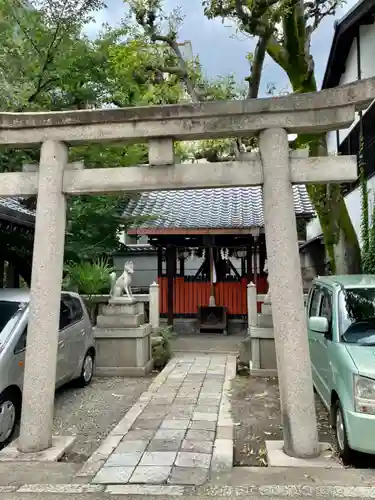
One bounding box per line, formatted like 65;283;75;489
158;276;267;316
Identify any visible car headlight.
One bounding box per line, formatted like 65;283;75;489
354;375;375;414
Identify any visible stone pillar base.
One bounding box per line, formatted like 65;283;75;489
94;299;153;377
0;436;76;462
265;441;342;468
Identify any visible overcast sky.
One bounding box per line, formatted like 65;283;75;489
87;0;358;96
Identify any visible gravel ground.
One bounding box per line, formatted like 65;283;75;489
53;376;153;462
230;375;333;467
231;375;375;468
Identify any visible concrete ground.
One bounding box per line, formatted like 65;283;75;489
171;332;244;355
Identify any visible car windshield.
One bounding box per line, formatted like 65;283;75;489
0;300;26;347
339;288;375;345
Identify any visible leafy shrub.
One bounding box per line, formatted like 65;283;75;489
152;326;175;371
63;258;113;297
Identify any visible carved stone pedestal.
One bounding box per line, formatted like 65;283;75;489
94;297;154;377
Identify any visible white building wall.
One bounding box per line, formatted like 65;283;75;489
307;176;375;247
307;20;375;245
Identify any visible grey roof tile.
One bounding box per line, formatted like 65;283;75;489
123;186;314;230
0;197;35;217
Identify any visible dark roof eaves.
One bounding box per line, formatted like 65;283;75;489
0;204;35;228
322;0;375;90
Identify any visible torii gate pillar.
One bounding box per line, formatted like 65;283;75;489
260;128;319;458
18;140;68;453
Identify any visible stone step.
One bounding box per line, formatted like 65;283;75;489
258;312;273;328
94;323;151;339
100;302;144;316
96;313;144;329
0;461;81;487
261;302;272;315
249;326;274;339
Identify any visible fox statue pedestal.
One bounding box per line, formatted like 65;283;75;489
94;264;153;376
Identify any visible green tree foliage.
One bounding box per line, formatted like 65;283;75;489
0;0;164;262
201;0;360;274
360;128;375;275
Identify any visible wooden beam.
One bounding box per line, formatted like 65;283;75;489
157;246;163;277
166;246;176;326
247;243;253;280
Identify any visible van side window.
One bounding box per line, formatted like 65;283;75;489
14;327;27;354
70;297;84;323
320;292;333;327
309;288;322;317
59;295;84;330
59;299;72;330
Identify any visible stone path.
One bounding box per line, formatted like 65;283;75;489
77;354;236;487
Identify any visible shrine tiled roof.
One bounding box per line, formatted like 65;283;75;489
123;186;314;231
0;197;35;226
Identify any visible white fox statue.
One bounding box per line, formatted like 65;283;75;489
110;261;134;300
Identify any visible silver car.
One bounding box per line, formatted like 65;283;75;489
0;289;95;448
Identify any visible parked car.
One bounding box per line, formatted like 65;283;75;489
0;289;95;448
307;275;375;462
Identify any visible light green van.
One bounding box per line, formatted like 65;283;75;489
307;275;375;462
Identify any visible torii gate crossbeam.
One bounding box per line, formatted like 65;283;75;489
0;77;374;460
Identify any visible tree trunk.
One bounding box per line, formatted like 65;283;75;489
299;105;361;274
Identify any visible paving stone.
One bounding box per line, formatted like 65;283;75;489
106;452;143;467
122;430;155;441
141;410;168;419
216;426;233;440
186;429;215;441
174;398;197;404
167;409;194;419
140;451;177;466
76;458;106;476
131;418;163;430
189;420;216;431
160;419;190;430
93;466;134;484
181;440;213;454
147;438;183;452
198;393;222;400
175;452;211;468
193;412;218;422
195;403;220;412
154;429;186;440
211;438;233;472
168;466;209;486
129;466;171;484
152;397;176;404
116;440;149;453
94;435;123;457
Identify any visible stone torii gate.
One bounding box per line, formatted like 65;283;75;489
0;78;374;460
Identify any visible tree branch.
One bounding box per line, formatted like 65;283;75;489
150;32;201;102
9;1;44;57
246;34;268;99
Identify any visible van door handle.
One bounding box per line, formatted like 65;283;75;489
80;329;85;336
58;340;65;348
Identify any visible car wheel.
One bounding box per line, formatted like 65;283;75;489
76;351;95;388
333;400;352;463
0;390;20;450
